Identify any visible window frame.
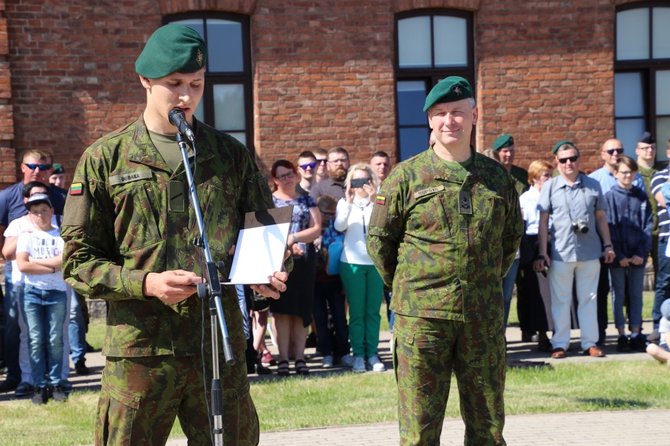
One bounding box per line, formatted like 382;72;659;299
164;12;254;151
614;2;670;158
394;9;475;161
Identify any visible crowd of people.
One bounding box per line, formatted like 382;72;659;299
497;133;669;361
0;154;92;405
241;147;395;376
0;27;667;445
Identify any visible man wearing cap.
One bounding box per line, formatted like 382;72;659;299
491;134;529;329
534;141;615;359
61;24;287;445
367;76;522;445
49;163;66;189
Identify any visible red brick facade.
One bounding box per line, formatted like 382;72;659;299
0;0;637;188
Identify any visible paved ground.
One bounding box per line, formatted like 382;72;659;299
2;322;667;445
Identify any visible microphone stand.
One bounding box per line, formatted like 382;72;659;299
176;131;232;446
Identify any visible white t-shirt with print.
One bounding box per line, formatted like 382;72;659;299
16;225;66;291
4;215;59;285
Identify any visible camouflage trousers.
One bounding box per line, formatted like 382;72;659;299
393;314;506;446
95;355;259;446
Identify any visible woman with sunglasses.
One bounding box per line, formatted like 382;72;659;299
335;163;385;373
269;160;322;376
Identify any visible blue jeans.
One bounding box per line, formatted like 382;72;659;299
503;258;520;327
3;269;21;384
653;239;670;329
610;265;644;329
22;285;68;388
68;288;87;363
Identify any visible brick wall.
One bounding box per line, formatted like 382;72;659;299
1;0;622;189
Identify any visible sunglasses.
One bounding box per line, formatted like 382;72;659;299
299;162;317;170
558;156;579;164
24;163;53;171
605;148;624;155
316;159;327;165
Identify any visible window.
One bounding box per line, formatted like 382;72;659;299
615;4;670;160
166;14;253;148
395;11;474;160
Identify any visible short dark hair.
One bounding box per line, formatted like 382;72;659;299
371;151;389;159
297;151;316;160
22;181;49;198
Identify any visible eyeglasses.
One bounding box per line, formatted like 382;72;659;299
558;156;579;164
617;170;634;176
605;148;624;155
299;162;317;170
24;163;52;171
328;158;348;164
316;159;327;165
276;172;295;181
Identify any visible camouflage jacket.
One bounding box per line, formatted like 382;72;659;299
367;148;523;322
61;116;273;357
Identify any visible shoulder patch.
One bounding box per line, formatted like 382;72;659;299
69;183;84;196
375;194;387;205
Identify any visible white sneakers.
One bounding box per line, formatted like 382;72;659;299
367;355;386;372
340;353;387;372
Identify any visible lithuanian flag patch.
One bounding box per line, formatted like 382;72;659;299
69;182;84;196
375;194;386;205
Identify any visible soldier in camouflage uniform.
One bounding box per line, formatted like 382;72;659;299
367;77;522;446
60;24;287;446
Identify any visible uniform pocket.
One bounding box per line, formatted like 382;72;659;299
111;180;163;253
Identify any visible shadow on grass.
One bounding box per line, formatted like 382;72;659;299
575;397;652;410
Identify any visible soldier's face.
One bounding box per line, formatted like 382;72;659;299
498;147;515;167
142;69;205;128
428;99;477;148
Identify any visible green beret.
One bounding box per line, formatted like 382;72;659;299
423;76;473;112
492;134;514;152
135;24;207;78
52;163;64;174
552;140;577;154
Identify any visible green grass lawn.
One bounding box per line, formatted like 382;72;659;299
0;290;661;445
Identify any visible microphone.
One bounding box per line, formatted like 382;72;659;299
168;108;195;142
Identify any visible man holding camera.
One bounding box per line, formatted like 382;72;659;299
534;141;615;359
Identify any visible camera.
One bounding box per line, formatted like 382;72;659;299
571;219;589;234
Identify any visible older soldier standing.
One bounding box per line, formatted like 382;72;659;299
61;24;286;445
367;77;522;445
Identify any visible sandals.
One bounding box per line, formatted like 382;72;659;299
276;360;290;377
294;359;310;376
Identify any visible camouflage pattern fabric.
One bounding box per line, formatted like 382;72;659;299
367;148;522;322
393;314;506;446
367;147;521;446
61;116;272;445
509;164;529;196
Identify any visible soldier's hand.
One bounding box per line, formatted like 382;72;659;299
144;270;201;304
250;270;288;300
